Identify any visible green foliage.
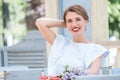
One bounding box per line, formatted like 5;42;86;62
9;0;27;40
0;0;27;46
0;0;43;46
0;0;2;28
64;65;69;72
9;0;26;23
0;0;3;46
108;0;120;39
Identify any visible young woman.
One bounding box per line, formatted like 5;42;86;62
36;4;109;76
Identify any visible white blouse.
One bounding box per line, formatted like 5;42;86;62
47;35;109;76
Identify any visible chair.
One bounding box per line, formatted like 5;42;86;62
2;30;47;69
100;66;120;75
112;68;120;74
100;66;112;75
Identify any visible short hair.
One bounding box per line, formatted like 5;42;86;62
63;4;89;22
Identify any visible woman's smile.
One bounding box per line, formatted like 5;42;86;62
72;27;80;32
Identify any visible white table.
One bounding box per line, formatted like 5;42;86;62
76;74;120;80
0;68;46;80
0;66;28;80
0;66;28;72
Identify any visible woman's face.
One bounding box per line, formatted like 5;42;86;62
65;12;88;36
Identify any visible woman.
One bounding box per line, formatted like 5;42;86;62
36;4;109;76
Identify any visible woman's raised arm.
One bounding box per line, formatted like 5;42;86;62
35;18;65;45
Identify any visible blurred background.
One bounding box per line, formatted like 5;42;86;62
0;0;45;46
0;0;120;46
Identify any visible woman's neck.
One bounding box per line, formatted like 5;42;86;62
73;35;90;43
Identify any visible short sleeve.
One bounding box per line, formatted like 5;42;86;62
48;34;67;75
49;34;66;58
85;44;109;69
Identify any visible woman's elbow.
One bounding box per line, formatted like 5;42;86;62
35;18;45;28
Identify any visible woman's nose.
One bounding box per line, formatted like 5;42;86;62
72;21;77;26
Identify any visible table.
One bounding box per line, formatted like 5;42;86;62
76;74;120;80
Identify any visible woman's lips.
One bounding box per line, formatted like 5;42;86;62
72;27;80;32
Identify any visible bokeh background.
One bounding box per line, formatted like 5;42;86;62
0;0;120;46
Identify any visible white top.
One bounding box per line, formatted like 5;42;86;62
47;35;109;76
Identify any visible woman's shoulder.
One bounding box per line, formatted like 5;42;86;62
85;43;109;68
82;43;108;55
90;43;107;50
51;34;70;48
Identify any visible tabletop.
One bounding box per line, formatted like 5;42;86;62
76;74;120;80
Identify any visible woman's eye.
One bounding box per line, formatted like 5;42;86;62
76;18;81;21
67;19;72;23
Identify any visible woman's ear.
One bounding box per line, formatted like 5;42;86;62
86;19;89;24
84;20;88;30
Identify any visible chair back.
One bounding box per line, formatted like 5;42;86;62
3;30;47;68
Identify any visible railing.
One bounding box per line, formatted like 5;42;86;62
98;40;120;49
